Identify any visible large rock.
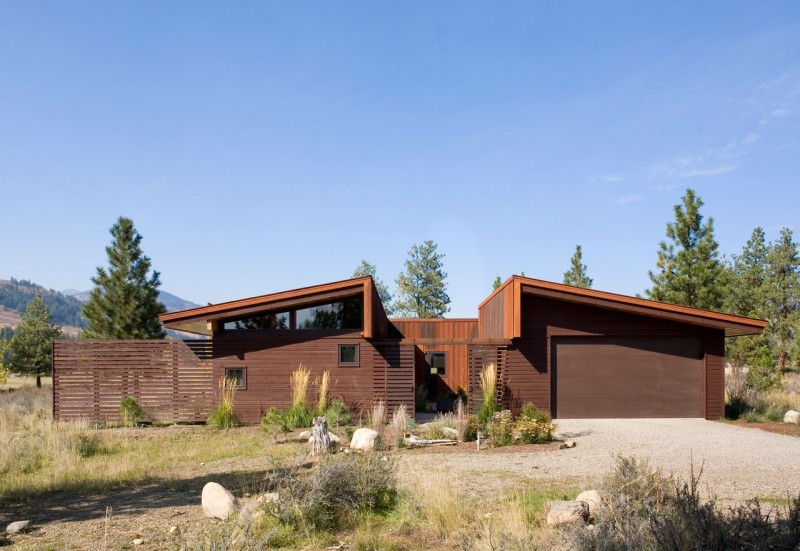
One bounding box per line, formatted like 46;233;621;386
442;426;458;439
202;482;237;519
296;430;311;442
6;520;31;534
784;410;799;424
546;501;589;527
575;490;602;518
350;428;380;451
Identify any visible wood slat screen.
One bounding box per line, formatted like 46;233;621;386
467;345;507;414
372;344;415;416
53;339;214;423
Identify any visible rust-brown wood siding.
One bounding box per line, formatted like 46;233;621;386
390;319;478;340
53;340;214;423
498;295;726;419
705;332;725;419
478;284;514;339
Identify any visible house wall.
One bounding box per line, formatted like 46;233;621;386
500;294;725;419
212;330;414;423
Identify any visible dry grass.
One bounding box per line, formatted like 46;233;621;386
290;363;311;407
317;369;330;415
390;404;408;448
371;399;387;439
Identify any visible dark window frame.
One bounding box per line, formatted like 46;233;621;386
225;367;247;390
338;344;360;367
426;351;447;376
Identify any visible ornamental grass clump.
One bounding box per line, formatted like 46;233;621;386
390;404;407;448
316;370;330;416
286;364;313;428
207;377;240;428
478;362;498;424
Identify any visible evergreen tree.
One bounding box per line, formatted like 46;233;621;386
725;227;771;370
353;260;394;315
9;294;62;387
492;276;502;290
83;217;166;339
0;338;10;386
646;189;728;310
563;245;593;288
394;240;450;318
764;227;800;376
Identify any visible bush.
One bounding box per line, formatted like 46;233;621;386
323;398;352;427
564;455;800;551
747;362;781;392
487;410;514;447
261;407;290;436
274;453;396;531
207;378;240;429
518;402;551;424
514;417;553;444
119;396;144;427
284;402;313;429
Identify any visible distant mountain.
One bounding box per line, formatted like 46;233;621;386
0;278;86;327
63;288;201;312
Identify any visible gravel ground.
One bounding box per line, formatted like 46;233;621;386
397;419;800;502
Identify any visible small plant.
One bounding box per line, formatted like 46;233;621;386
518;402;552;424
285;364;312;428
316;370;330;415
371;400;387;444
207;377;240;429
478;362;498;424
261;407;290;437
514;417;553;444
323;398;352;428
118;396;144;427
487;410;514;447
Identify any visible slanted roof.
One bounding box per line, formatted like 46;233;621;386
160;276;389;338
478;275;768;339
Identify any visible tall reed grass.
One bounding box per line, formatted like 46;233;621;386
286;364;312;428
478;362;497;423
207;377;240;428
317;370;330;415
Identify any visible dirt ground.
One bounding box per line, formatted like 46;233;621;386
2;421;798;550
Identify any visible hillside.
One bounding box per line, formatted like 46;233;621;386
0;278;202;338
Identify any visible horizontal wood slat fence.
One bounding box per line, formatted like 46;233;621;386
53;340;214;423
468;345;508;414
372;344;415;416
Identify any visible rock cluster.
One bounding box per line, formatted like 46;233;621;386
546;489;602;528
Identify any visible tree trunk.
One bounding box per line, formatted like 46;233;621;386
36;375;41;388
310;416;331;456
780;352;786;378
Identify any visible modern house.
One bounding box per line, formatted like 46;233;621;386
53;275;767;423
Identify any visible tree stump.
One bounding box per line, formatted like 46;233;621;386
310;416;331;456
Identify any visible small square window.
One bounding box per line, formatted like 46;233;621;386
225;367;246;389
426;352;446;375
338;344;359;366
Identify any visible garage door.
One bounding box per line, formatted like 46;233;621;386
552;336;703;418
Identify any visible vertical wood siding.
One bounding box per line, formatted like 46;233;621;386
53;340;214;423
705;332;725;419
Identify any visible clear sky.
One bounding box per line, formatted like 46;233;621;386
1;2;799;317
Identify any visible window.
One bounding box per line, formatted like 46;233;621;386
426;352;446;375
225;367;246;389
296;296;363;330
223;312;289;330
338;344;359;366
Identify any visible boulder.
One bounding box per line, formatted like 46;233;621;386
783;410;799;424
297;430;311;442
546;501;589;527
6;520;31;534
202;482;237;519
132;539;144;546
442;426;458;439
575;490;602;517
350;428;380;451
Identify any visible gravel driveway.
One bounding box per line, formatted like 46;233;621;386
397;420;800;501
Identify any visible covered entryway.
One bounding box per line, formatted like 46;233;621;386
551;335;704;418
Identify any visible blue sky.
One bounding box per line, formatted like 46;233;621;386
1;2;799;317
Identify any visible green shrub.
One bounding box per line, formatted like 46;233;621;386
460;414;479;442
261;407;290;435
487;410;515;447
284;402;313;429
119;396;144;427
518;402;551;424
514;417;553;444
323;398;352;427
746;361;781;392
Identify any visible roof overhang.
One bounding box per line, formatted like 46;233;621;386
159;276;388;338
480;276;768;338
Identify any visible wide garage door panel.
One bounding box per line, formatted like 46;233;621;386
553;336;703;418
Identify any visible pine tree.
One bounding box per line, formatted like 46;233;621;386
764;227;800;376
394;240;450;318
83;217;166;339
725;228;772;371
492;276;502;290
646;189;728;310
9;294;62;387
563;245;593;288
0;338;11;386
353;260;394;315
